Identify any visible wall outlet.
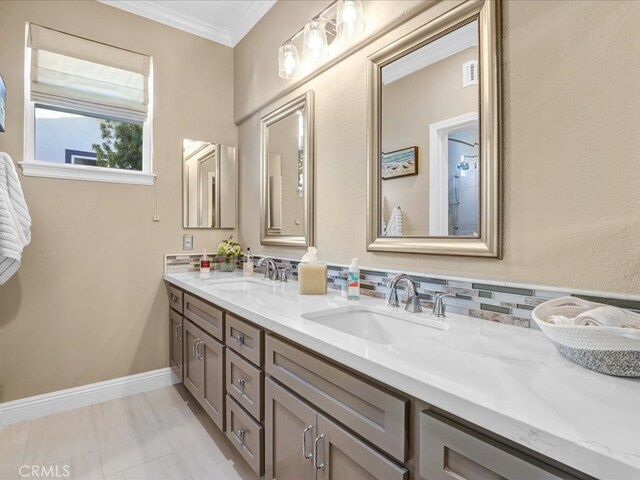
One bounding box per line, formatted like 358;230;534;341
183;234;193;251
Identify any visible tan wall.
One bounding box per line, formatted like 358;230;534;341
381;47;478;235
0;1;237;402
236;0;640;295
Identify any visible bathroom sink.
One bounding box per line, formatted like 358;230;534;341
301;305;448;345
203;278;274;292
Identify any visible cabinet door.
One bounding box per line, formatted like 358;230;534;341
265;378;316;480
183;320;204;402
169;310;183;382
420;410;574;480
316;414;408;480
201;333;225;431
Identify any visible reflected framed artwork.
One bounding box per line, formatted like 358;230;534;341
381;146;418;180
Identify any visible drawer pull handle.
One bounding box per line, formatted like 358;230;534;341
171;293;179;303
234;334;245;345
313;434;325;470
302;425;313;460
236;428;246;444
175;324;182;341
195;340;204;360
192;338;199;358
236;378;246;390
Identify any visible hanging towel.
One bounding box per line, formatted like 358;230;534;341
0;152;31;284
384;206;403;236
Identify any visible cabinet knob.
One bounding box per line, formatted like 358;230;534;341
236;378;246;390
234;334;245;345
236;428;246;444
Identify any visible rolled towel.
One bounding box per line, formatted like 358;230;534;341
574;306;640;329
547;315;575;326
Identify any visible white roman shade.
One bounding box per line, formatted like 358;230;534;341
27;24;151;122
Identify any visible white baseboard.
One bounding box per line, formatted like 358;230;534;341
0;367;180;426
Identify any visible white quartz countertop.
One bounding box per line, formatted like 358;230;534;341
165;271;640;479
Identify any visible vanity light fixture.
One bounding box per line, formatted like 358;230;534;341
278;41;300;79
337;0;365;38
277;0;366;80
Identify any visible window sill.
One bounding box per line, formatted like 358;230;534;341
20;161;155;186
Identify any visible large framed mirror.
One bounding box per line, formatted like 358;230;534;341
260;91;314;247
183;139;237;228
367;0;501;257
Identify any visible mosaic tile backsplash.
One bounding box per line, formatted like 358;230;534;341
165;254;640;329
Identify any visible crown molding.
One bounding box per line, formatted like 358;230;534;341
98;1;276;47
229;0;277;46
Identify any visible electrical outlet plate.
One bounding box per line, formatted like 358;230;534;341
183;234;193;251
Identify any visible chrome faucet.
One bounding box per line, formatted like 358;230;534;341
256;257;278;281
387;273;422;313
432;293;457;318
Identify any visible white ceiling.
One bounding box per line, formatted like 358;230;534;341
99;0;277;47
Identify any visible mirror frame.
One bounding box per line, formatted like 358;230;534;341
260;90;315;247
367;0;502;258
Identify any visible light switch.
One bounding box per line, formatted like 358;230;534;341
183;234;193;251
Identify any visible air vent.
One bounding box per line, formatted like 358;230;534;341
463;60;478;87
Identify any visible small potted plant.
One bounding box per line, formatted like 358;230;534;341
216;235;243;272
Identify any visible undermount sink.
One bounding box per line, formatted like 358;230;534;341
203;278;274;292
301;305;448;345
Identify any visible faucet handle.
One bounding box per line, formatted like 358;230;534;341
432;293;457;318
387;289;400;309
277;267;291;282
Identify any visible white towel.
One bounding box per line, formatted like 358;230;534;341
384;207;403;236
574;306;640;329
0;152;31;284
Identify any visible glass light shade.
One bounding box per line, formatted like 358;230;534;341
337;0;365;39
303;19;329;64
278;42;300;79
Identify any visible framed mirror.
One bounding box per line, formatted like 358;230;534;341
260;90;314;247
367;0;501;257
183;139;237;228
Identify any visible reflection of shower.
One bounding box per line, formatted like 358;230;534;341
449;156;479;232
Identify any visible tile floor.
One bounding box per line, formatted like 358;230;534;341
0;385;258;480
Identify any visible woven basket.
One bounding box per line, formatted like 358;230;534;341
532;297;640;377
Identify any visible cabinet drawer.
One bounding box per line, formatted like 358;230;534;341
420;410;578;480
168;285;183;314
226;394;264;476
265;335;408;462
226;349;264;421
226;314;263;366
184;293;224;341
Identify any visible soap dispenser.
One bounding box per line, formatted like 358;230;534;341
347;258;360;300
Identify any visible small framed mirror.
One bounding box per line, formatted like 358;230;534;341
367;0;501;257
183;139;237;228
260;90;314;247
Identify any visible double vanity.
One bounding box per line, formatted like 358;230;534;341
165;271;640;480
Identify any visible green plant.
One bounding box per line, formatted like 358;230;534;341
216;235;243;262
92;120;143;170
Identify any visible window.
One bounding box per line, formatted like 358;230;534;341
21;24;154;185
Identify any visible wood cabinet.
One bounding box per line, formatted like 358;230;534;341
169;309;183;381
419;410;579;480
183;319;226;431
266;378;408;480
